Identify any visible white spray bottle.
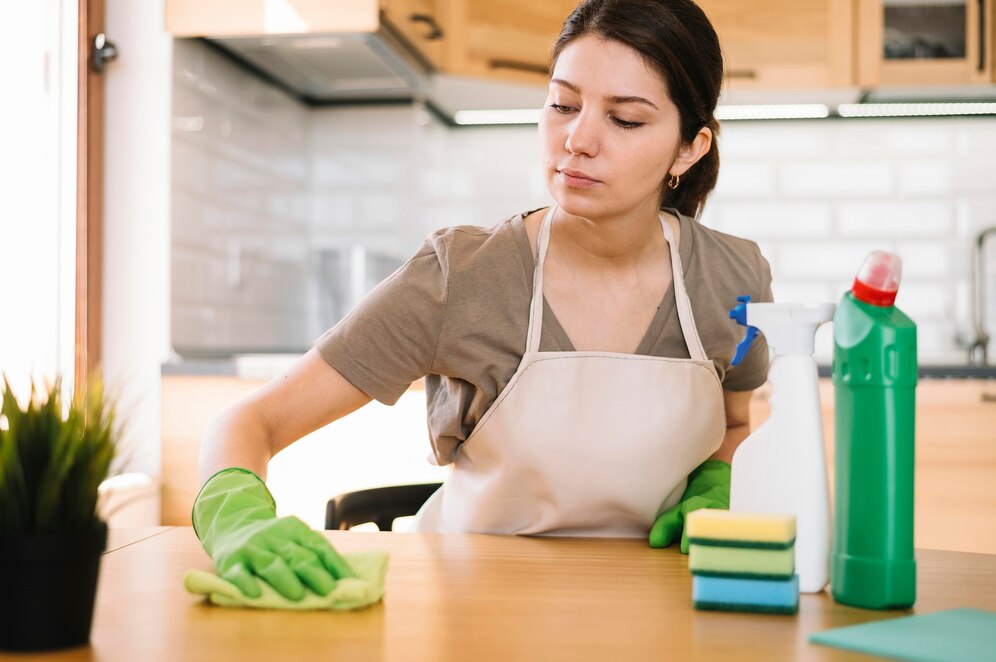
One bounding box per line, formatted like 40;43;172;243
727;296;835;594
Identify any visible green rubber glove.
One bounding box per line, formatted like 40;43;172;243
185;550;388;611
192;468;356;601
648;459;731;554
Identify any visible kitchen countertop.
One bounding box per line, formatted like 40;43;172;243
29;527;996;661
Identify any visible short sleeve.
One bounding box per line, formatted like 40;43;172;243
314;237;448;405
720;245;774;392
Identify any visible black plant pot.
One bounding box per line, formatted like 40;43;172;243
0;522;107;651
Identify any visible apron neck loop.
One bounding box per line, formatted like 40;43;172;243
524;205;708;362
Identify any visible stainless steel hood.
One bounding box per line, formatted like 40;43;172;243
202;27;550;119
206;27;431;103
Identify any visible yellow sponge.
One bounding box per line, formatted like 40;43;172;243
686;510;796;548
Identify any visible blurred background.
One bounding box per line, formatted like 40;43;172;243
1;0;993;545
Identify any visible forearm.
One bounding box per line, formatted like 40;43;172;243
198;404;275;485
709;422;750;464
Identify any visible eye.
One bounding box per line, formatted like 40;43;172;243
549;103;574;113
612;117;644;129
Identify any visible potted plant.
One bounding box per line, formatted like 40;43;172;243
0;376;118;652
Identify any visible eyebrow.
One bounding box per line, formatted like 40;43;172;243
551;78;660;111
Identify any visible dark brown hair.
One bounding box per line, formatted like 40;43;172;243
550;0;724;218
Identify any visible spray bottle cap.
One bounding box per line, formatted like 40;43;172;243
852;250;902;307
729;295;759;366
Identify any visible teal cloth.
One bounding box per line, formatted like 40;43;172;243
809;608;996;662
185;551;388;610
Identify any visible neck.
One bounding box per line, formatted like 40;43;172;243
550;202;668;271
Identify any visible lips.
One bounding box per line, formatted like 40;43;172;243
557;168;602;188
559;168;600;183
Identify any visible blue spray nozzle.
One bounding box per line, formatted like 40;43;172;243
729;295;758;366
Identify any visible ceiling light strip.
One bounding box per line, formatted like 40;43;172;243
715;104;830;120
451;102;996;126
837;102;996;118
453;109;543;125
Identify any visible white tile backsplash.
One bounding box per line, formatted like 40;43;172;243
171;39;996;363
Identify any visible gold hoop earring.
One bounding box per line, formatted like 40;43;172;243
667;173;680;190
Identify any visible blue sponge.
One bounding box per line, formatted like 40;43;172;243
692;574;800;614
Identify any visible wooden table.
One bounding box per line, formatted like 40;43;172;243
4;528;995;661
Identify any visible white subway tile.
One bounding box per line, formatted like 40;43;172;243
895;241;951;279
713;161;776;198
897;161;954;196
714;201;832;237
893;281;953;319
836;200;953;237
778;161;895;197
718;122;830;158
884;122;952;155
776;241;887;279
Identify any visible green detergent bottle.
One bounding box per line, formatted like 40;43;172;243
831;250;917;610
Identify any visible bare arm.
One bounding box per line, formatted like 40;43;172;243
198;348;373;485
709;389;754;464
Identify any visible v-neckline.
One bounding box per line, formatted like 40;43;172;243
512;208;690;356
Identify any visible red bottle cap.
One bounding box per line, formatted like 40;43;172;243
852;250;902;307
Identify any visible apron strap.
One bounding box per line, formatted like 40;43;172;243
525;205;708;362
525;206;555;353
658;212;708;362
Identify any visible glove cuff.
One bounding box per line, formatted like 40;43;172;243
191;467;275;541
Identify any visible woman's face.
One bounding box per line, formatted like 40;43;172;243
539;34;703;221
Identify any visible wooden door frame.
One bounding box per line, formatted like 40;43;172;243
76;0;105;395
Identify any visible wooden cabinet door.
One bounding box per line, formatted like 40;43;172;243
381;0;447;70
696;0;854;89
445;0;576;85
856;0;994;86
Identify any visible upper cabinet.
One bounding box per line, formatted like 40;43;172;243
697;0;854;88
165;0;996;93
381;0;447;70
443;0;576;84
856;0;994;86
165;0;380;37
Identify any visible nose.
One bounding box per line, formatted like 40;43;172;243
564;109;599;157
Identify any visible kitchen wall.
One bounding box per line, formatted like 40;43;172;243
172;39;996;365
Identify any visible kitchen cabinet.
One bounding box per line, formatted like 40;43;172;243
381;0;447;70
697;0;854;88
442;0;577;84
442;0;855;89
856;0;994;86
164;0;380;37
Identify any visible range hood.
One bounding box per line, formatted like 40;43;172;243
166;0;549;118
206;28;432;104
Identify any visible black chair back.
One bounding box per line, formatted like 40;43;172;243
325;482;443;531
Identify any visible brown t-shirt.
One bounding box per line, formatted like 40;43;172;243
315;207;773;466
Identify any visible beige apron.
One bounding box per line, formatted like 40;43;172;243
412;205;727;536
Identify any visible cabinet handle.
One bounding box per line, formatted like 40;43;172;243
979;0;986;72
409;14;443;40
489;59;549;75
725;69;758;80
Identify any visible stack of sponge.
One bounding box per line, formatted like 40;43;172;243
687;510;799;615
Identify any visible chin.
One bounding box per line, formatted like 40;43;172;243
549;190;607;220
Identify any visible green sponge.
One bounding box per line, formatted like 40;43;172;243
689;543;795;579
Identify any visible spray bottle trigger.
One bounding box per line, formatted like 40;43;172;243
731;327;759;366
729;295;756;367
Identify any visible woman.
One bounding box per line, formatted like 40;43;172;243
192;0;773;602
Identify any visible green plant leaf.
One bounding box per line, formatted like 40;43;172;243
0;374;119;535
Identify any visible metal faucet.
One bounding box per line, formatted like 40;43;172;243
967;226;996;365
